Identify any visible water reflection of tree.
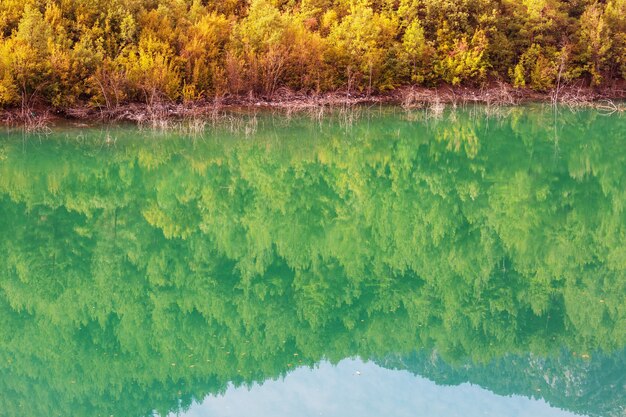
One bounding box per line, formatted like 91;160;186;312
0;108;624;417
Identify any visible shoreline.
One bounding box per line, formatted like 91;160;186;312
1;84;625;126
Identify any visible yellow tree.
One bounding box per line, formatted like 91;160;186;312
3;5;52;113
326;1;398;93
230;0;291;96
402;19;435;84
180;12;231;98
0;40;18;106
604;0;626;79
435;26;489;86
578;3;611;86
0;0;37;36
116;35;181;104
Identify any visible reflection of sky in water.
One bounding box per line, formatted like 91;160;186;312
175;359;584;417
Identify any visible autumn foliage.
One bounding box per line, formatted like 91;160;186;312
0;0;624;109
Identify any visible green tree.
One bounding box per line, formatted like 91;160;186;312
435;26;489;85
326;2;398;92
401;19;435;84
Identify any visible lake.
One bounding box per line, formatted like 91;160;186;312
0;106;624;417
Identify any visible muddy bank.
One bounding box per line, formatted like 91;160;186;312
1;83;625;126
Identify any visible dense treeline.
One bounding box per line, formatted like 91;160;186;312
0;0;625;110
379;349;626;417
0;108;624;416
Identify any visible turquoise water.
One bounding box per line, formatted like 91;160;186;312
0;106;624;417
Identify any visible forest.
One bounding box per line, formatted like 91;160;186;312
0;0;625;112
0;108;624;416
380;348;626;417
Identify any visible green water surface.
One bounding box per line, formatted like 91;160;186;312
0;106;624;417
